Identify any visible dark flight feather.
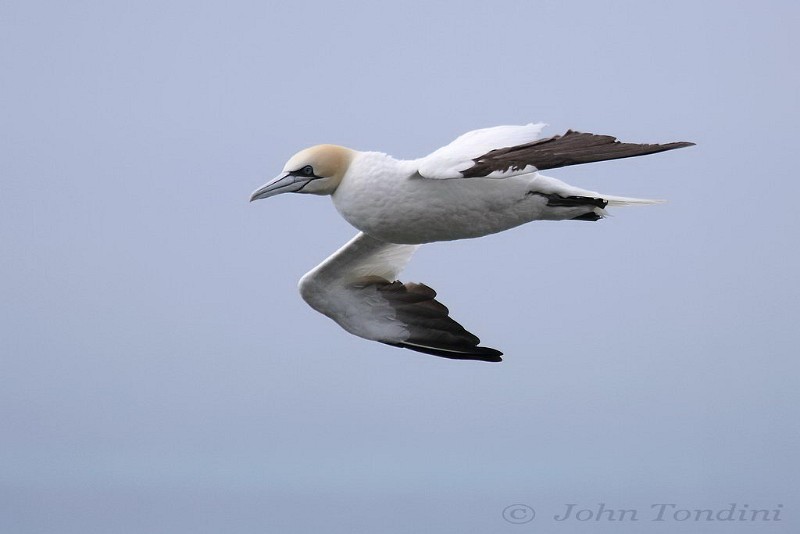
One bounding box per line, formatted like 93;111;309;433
461;130;694;178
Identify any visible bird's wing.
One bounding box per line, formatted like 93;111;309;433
298;232;502;362
417;123;547;179
418;125;694;179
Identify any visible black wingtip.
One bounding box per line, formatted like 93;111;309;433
665;140;696;149
386;342;504;362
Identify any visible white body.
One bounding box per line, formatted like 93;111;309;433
333;152;612;244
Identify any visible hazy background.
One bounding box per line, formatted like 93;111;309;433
2;1;798;532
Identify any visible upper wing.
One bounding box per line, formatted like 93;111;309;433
417;123;546;179
418;125;694;180
298;232;502;362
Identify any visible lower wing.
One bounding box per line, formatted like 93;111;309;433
297;232;502;362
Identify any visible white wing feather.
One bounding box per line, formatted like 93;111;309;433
298;233;417;342
417;123;546;179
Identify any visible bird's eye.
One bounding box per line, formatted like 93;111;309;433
302;165;314;176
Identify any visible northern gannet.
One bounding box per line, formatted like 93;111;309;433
250;123;693;362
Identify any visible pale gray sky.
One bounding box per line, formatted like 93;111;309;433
2;1;799;533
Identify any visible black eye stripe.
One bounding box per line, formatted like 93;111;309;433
289;165;319;178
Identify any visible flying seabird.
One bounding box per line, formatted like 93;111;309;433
250;123;693;362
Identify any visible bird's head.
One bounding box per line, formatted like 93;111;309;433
250;144;354;201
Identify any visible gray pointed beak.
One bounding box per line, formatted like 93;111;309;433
250;173;308;202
